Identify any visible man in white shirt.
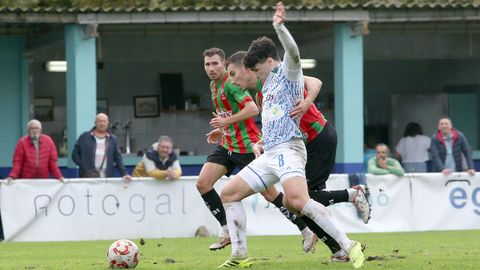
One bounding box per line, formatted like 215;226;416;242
72;113;132;179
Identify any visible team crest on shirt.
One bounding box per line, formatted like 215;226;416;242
263;104;284;122
218;87;226;99
216;109;233;118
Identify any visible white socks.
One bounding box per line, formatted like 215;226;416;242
301;227;312;237
301;199;352;251
347;188;357;202
224;201;248;258
222;224;229;234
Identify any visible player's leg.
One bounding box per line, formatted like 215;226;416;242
260;187;317;253
309;183;372;225
284;178;342;254
219;175;255;265
196;147;234;250
261;188;306;230
230;151;314;246
306;123;348;205
282;177;364;268
197;162;231;250
218;155;279;268
306;123;371;223
275;140;364;268
299;216;347;260
300;125;357;259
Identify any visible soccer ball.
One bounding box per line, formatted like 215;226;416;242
107;239;141;268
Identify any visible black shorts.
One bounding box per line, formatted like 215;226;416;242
305;122;337;190
205;145;256;177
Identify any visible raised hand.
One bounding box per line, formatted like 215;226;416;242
272;1;285;25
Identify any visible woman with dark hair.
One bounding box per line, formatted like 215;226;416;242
395;122;431;172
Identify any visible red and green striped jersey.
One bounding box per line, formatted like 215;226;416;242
298;90;327;143
255;84;327;143
210;74;261;153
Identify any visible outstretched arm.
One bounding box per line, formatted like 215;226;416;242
273;2;302;80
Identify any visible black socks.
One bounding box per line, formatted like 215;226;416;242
201;189;227;226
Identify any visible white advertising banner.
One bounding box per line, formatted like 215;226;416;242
0;177;299;242
1;173;479;242
325;174;414;233
410;173;480;231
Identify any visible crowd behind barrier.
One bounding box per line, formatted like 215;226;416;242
0;173;478;242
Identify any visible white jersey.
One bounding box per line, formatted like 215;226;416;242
262;62;304;150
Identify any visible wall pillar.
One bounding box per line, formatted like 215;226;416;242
0;37;27;168
334;23;365;173
65;25;97;168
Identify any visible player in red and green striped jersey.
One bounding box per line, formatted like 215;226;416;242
226;50;371;262
197;48;259;251
200;48;310;252
199;48;318;252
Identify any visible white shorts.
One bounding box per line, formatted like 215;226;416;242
237;139;307;193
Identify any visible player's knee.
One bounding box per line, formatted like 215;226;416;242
283;201;301;215
196;177;213;193
284;195;309;212
220;188;236;203
287;201;304;213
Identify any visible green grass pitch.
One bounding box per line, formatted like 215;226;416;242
0;230;479;269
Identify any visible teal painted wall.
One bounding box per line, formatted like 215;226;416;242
449;93;478;149
334;23;364;166
0;37;26;167
65;25;97;167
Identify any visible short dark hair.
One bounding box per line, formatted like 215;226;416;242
203;47;225;61
244;36;279;69
226;51;247;67
403;122;423;137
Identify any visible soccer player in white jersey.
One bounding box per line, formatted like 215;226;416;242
218;2;365;268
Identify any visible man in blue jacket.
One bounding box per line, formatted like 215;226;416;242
72;113;132;179
430;116;476;176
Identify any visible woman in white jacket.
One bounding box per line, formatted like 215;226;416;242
395;122;431;172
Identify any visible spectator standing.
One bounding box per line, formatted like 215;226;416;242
72;113;131;179
6;119;63;181
395;122;431;172
430;116;475;176
368;143;405;176
132;136;182;180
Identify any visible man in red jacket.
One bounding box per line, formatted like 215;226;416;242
6;119;63;182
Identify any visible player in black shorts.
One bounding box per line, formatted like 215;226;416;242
227;50;371;261
206;146;255;178
200;47;318;252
